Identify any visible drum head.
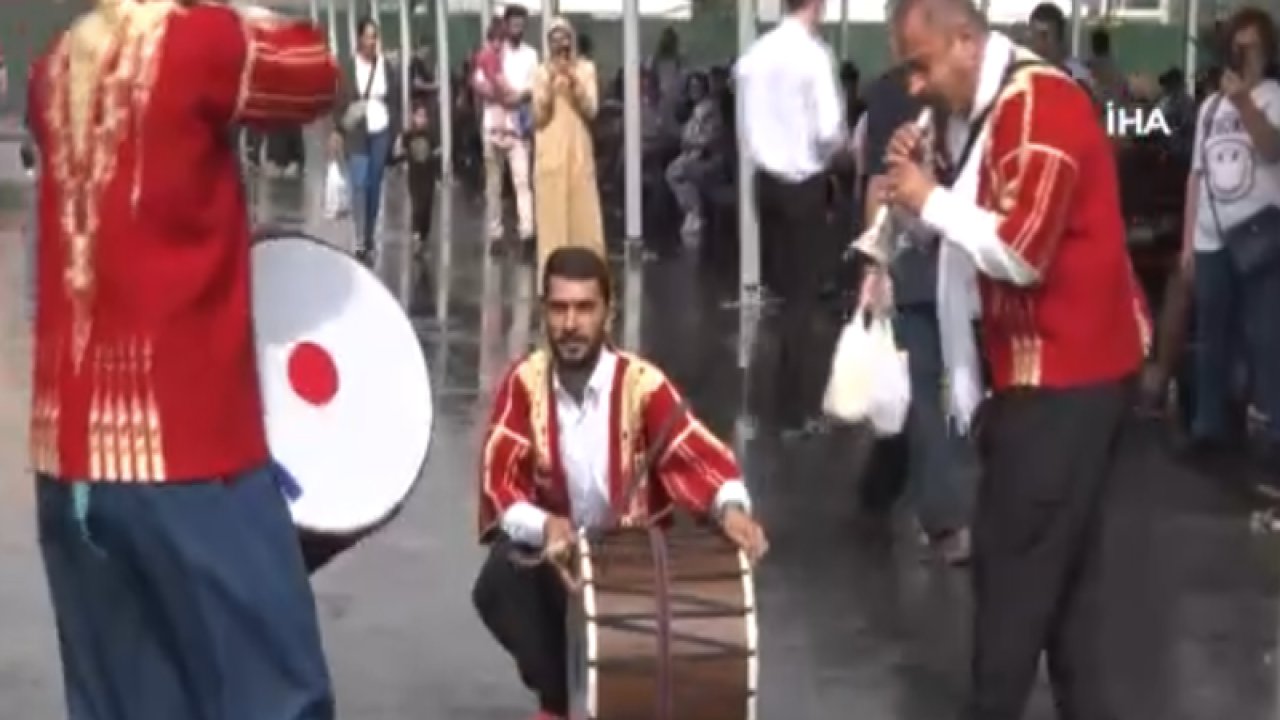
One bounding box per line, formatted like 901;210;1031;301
252;234;433;535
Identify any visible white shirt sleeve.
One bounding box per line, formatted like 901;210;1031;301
500;501;549;547
809;47;846;160
712;480;752;515
920;186;1039;286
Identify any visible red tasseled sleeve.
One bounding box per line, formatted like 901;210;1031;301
477;364;537;542
644;374;742;516
985;73;1091;275
185;4;338;128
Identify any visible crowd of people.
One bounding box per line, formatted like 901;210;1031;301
9;0;1280;718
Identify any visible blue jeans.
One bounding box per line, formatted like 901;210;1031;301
861;304;971;534
348;130;391;249
1193;249;1280;441
37;466;334;720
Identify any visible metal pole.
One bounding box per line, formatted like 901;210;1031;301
737;0;759;302
370;0;378;23
1184;0;1200;90
839;0;849;60
1070;0;1083;57
309;0;320;23
399;0;412;123
327;0;339;49
480;0;492;36
622;0;642;242
542;0;555;56
435;0;454;180
347;0;358;56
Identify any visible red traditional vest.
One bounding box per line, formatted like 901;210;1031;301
27;3;338;482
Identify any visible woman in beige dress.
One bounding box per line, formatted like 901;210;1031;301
531;17;604;286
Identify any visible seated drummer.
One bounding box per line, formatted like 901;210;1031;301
472;246;769;720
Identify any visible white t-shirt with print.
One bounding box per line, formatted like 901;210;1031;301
482;42;539;133
1192;79;1280;252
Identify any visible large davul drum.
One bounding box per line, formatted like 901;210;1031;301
567;525;759;720
251;231;433;571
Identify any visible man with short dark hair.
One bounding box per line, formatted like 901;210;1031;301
875;0;1148;716
477;4;538;246
472;247;768;720
1027;2;1093;89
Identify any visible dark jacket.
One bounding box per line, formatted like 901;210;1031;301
333;54;403;155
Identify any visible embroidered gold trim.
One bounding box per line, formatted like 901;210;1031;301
30;341;64;476
87;337;166;482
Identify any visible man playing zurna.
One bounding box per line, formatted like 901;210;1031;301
871;0;1149;717
472;246;768;720
26;1;339;718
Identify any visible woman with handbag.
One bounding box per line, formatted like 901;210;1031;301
331;18;402;263
1183;7;1280;469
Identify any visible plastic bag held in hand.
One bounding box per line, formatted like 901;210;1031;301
822;307;912;435
322;161;349;220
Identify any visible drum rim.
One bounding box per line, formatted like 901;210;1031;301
252;229;436;538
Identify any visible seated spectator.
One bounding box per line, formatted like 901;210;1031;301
666;72;724;246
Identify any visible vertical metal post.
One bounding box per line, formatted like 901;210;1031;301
347;0;359;55
1070;0;1083;57
481;0;492;37
309;0;320;23
542;0;556;55
327;0;339;50
1184;0;1200;90
370;0;379;24
435;0;454;179
622;0;642;242
736;0;758;304
399;0;412;123
839;0;849;60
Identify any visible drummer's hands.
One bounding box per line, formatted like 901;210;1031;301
542;515;582;593
721;507;768;565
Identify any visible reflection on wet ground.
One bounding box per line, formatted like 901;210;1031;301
2;137;1280;719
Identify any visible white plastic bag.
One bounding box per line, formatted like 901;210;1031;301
822;308;911;435
322;161;349;219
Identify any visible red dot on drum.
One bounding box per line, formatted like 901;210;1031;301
287;341;339;406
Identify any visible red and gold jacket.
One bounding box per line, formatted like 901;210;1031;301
27;1;338;482
922;36;1149;390
477;348;741;542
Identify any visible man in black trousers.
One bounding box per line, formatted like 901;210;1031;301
736;0;846;433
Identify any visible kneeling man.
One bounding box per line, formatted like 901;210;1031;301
472;247;768;720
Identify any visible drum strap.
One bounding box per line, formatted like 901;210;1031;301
611;394;691;528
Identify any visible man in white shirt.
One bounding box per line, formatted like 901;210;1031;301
476;4;539;246
472;246;767;720
736;0;846;433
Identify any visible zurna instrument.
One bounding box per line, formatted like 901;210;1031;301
251;231;433;571
567;524;759;720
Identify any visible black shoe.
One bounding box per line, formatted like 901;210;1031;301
354;246;375;265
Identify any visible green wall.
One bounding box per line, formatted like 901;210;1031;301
0;0;1199;117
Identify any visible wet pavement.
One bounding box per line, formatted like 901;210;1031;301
3;134;1280;719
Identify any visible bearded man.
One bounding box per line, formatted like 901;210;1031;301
872;0;1149;717
26;2;339;718
472;246;768;720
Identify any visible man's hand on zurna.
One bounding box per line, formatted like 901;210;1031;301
542;515;582;594
720;507;768;565
883;121;936;215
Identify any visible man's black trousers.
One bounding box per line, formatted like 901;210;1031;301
472;538;569;715
967;377;1132;720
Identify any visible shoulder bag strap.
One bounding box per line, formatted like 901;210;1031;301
1198;95;1229;241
